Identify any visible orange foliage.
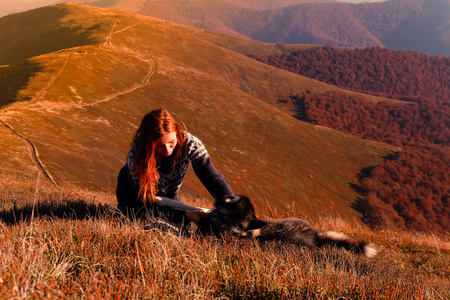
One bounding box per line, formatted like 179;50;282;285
252;47;449;234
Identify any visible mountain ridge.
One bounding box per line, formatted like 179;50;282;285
0;2;397;220
128;0;449;56
4;0;446;55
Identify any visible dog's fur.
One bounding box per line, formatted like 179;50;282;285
197;194;257;237
202;194;377;257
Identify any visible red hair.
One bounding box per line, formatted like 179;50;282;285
131;109;186;204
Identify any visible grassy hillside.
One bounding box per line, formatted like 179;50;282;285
0;175;448;299
0;3;397;220
0;5;108;65
0;5;448;298
249;45;450;234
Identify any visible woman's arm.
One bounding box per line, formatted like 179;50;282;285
156;196;208;224
187;134;235;201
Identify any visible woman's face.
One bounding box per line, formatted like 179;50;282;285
155;131;178;158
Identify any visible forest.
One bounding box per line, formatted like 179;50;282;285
250;46;449;234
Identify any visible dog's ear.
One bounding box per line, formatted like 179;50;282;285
224;195;242;204
215;194;241;205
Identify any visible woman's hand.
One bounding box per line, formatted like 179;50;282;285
185;210;207;224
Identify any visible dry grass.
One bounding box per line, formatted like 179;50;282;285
0;174;448;299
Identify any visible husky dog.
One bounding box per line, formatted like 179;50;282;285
197;194;257;237
208;195;377;257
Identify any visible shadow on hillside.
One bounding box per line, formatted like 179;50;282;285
0;5;98;66
349;165;376;197
0;199;119;225
0;199;185;235
350;151;400;218
0;60;42;108
290;94;309;122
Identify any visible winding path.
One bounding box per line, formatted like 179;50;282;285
33;48;77;103
1;15;155;186
86;18;156;106
0;120;56;186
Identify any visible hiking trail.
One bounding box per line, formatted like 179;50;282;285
0;120;57;186
0;15;155;186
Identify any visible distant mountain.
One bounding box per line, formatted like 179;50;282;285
89;0;339;12
108;0;449;56
0;3;396;220
3;0;446;55
351;0;450;56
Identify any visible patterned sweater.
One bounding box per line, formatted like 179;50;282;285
123;132;234;202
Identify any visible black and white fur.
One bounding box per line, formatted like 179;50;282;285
247;218;377;257
197;194;257;237
205;195;377;257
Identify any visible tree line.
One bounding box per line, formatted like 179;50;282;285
251;46;449;104
251;46;449;234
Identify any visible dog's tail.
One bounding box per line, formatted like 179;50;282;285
317;231;377;257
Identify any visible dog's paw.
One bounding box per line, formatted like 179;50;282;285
363;244;378;258
216;194;242;205
230;227;250;237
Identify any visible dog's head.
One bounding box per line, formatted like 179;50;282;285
213;194;256;227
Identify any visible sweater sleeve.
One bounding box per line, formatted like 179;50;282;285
187;133;234;201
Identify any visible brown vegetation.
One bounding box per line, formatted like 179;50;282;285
0;174;449;299
251;46;449;234
296;91;449;234
250;46;449;103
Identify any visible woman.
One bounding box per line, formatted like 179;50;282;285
116;109;235;225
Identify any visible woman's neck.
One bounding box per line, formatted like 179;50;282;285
155;153;171;163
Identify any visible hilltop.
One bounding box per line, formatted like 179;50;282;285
2;0;448;56
0;2;398;220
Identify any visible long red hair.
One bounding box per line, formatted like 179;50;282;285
131;109;186;204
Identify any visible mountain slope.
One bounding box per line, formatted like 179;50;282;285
0;5;107;65
116;0;449;56
0;3;396;219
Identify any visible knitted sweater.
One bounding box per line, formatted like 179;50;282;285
116;132;234;223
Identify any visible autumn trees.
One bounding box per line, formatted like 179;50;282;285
251;46;449;103
252;47;449;234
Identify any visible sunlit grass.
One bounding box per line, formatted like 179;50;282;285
0;174;448;299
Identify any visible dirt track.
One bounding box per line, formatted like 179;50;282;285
0;15;156;187
0;120;56;186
